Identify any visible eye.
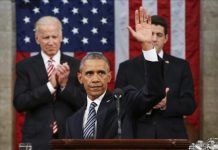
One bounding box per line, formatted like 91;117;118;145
85;71;93;77
157;33;164;38
98;70;106;76
52;35;58;39
42;36;49;40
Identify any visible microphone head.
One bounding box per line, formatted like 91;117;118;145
113;88;124;99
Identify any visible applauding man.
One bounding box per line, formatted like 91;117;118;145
13;16;84;149
116;7;196;139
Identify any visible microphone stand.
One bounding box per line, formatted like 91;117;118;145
115;94;122;139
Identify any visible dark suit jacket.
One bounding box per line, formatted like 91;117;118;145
115;53;196;139
65;60;165;139
13;53;85;150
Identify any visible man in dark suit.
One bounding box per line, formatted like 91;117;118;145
116;7;196;139
65;50;165;138
13;16;84;150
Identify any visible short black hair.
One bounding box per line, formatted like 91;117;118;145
79;52;110;71
151;15;168;35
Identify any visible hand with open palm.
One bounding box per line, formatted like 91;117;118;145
128;7;153;50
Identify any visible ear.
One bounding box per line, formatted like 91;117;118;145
59;34;63;42
60;34;63;41
164;34;168;44
35;35;40;45
77;72;83;84
107;71;112;83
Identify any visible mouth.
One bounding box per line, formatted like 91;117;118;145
90;85;103;90
91;86;102;88
47;48;56;51
153;44;158;47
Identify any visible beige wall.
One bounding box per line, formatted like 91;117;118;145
0;0;15;150
1;0;218;149
201;0;218;140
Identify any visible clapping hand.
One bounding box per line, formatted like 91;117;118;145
56;62;70;88
153;88;170;110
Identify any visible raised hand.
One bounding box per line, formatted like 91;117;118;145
56;62;70;88
128;7;153;50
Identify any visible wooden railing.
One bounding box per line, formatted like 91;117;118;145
50;139;190;150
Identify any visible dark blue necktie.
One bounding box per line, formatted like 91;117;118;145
83;102;97;139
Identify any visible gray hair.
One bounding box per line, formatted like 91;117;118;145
35;16;62;35
79;52;110;71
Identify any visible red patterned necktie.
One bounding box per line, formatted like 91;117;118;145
47;58;59;137
52;121;58;136
47;59;56;98
47;58;54;80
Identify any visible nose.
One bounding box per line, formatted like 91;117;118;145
152;34;157;42
91;73;100;82
48;37;54;45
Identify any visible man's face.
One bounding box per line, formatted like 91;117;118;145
151;24;168;53
35;22;62;57
78;59;112;100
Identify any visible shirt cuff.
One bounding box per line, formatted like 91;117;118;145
160;106;167;110
146;109;152;115
142;48;158;62
47;82;56;94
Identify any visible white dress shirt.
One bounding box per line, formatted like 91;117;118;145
41;50;61;94
142;48;158;61
83;91;106;138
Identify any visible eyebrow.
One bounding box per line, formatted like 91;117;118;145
84;70;106;74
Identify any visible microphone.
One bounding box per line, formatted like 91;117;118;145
113;88;124;139
113;88;124;99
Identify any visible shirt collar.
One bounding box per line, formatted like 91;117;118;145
41;50;61;65
158;49;164;58
86;91;106;109
142;48;164;61
142;48;158;61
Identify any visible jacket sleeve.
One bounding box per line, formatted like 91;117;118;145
122;60;166;118
115;62;129;89
163;61;196;116
58;58;85;109
13;62;53;112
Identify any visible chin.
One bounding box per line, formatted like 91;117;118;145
92;91;103;97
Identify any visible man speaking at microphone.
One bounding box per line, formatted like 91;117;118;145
65;49;165;138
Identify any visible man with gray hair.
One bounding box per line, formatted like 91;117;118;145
13;16;84;149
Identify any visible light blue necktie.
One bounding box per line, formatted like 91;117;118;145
83;102;97;139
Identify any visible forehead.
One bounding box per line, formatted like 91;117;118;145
82;59;109;72
151;24;164;33
37;23;60;34
39;24;58;32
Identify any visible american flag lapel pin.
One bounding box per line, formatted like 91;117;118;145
106;99;111;103
165;60;170;64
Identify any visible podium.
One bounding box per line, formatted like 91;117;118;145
50;139;190;150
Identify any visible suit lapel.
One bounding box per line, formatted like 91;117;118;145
60;53;67;64
75;106;86;138
163;53;171;80
96;91;113;138
32;54;48;84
